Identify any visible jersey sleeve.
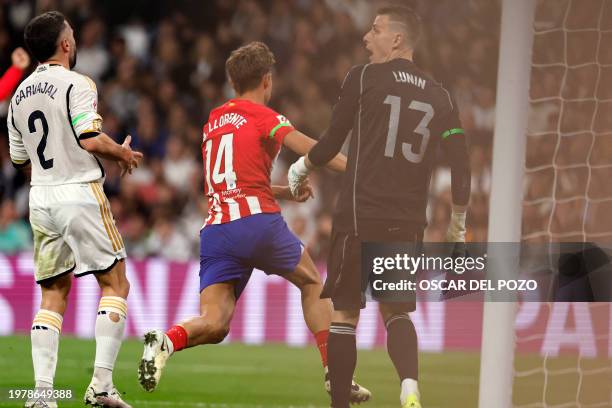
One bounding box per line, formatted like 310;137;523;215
258;109;295;144
436;89;471;206
7;102;30;168
308;64;362;166
432;89;464;140
0;66;24;101
69;75;103;141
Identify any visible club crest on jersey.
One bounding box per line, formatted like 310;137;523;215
276;115;291;125
92;118;102;132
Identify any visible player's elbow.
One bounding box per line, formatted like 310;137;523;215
10;156;30;169
80;136;100;153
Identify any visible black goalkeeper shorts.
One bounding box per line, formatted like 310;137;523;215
321;220;423;311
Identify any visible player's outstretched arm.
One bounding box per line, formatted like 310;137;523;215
0;48;29;101
284;129;347;198
283;130;346;172
81;134;143;176
286;66;361;197
285;129;347;198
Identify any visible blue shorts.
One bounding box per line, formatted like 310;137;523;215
199;213;303;298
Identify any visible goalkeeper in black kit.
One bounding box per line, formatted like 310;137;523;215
287;6;471;408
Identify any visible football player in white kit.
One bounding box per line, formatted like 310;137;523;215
8;11;142;408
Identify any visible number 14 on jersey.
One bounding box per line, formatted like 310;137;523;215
205;133;237;192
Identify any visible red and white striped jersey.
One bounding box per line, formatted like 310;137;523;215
202;98;295;226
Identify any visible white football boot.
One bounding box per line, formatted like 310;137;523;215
84;384;132;408
138;329;171;392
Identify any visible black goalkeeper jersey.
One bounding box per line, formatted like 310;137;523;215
309;58;469;236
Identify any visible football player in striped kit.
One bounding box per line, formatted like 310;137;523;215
138;42;371;403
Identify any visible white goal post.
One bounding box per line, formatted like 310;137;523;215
479;1;537;407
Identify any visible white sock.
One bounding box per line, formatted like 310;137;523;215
400;378;420;404
93;367;113;389
31;310;63;389
93;296;127;391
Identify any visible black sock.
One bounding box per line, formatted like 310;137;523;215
386;313;418;381
328;322;357;408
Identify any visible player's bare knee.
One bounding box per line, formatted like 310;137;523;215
40;290;70;312
41;273;72;298
40;275;72;312
298;280;323;299
116;275;130;298
55;282;72;300
305;271;322;286
96;260;130;298
287;264;322;290
289;250;322;285
97;276;129;299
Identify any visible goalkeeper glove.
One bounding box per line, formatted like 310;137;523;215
446;210;467;243
288;156;311;198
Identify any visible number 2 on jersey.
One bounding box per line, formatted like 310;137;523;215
205;133;237;192
383;95;434;164
28;110;54;170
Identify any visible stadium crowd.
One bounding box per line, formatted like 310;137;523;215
0;0;504;260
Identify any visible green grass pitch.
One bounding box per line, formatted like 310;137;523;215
0;335;480;407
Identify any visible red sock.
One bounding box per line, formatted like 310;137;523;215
166;325;188;353
315;329;329;367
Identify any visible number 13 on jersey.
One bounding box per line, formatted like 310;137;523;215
204;133;237;193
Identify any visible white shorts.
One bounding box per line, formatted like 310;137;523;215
29;181;126;283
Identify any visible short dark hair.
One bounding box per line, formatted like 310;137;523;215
24;11;67;63
377;5;421;47
226;42;275;94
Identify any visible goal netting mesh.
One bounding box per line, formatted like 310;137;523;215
514;0;612;406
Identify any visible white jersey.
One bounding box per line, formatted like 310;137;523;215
8;63;105;185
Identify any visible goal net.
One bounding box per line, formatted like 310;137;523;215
513;0;612;406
